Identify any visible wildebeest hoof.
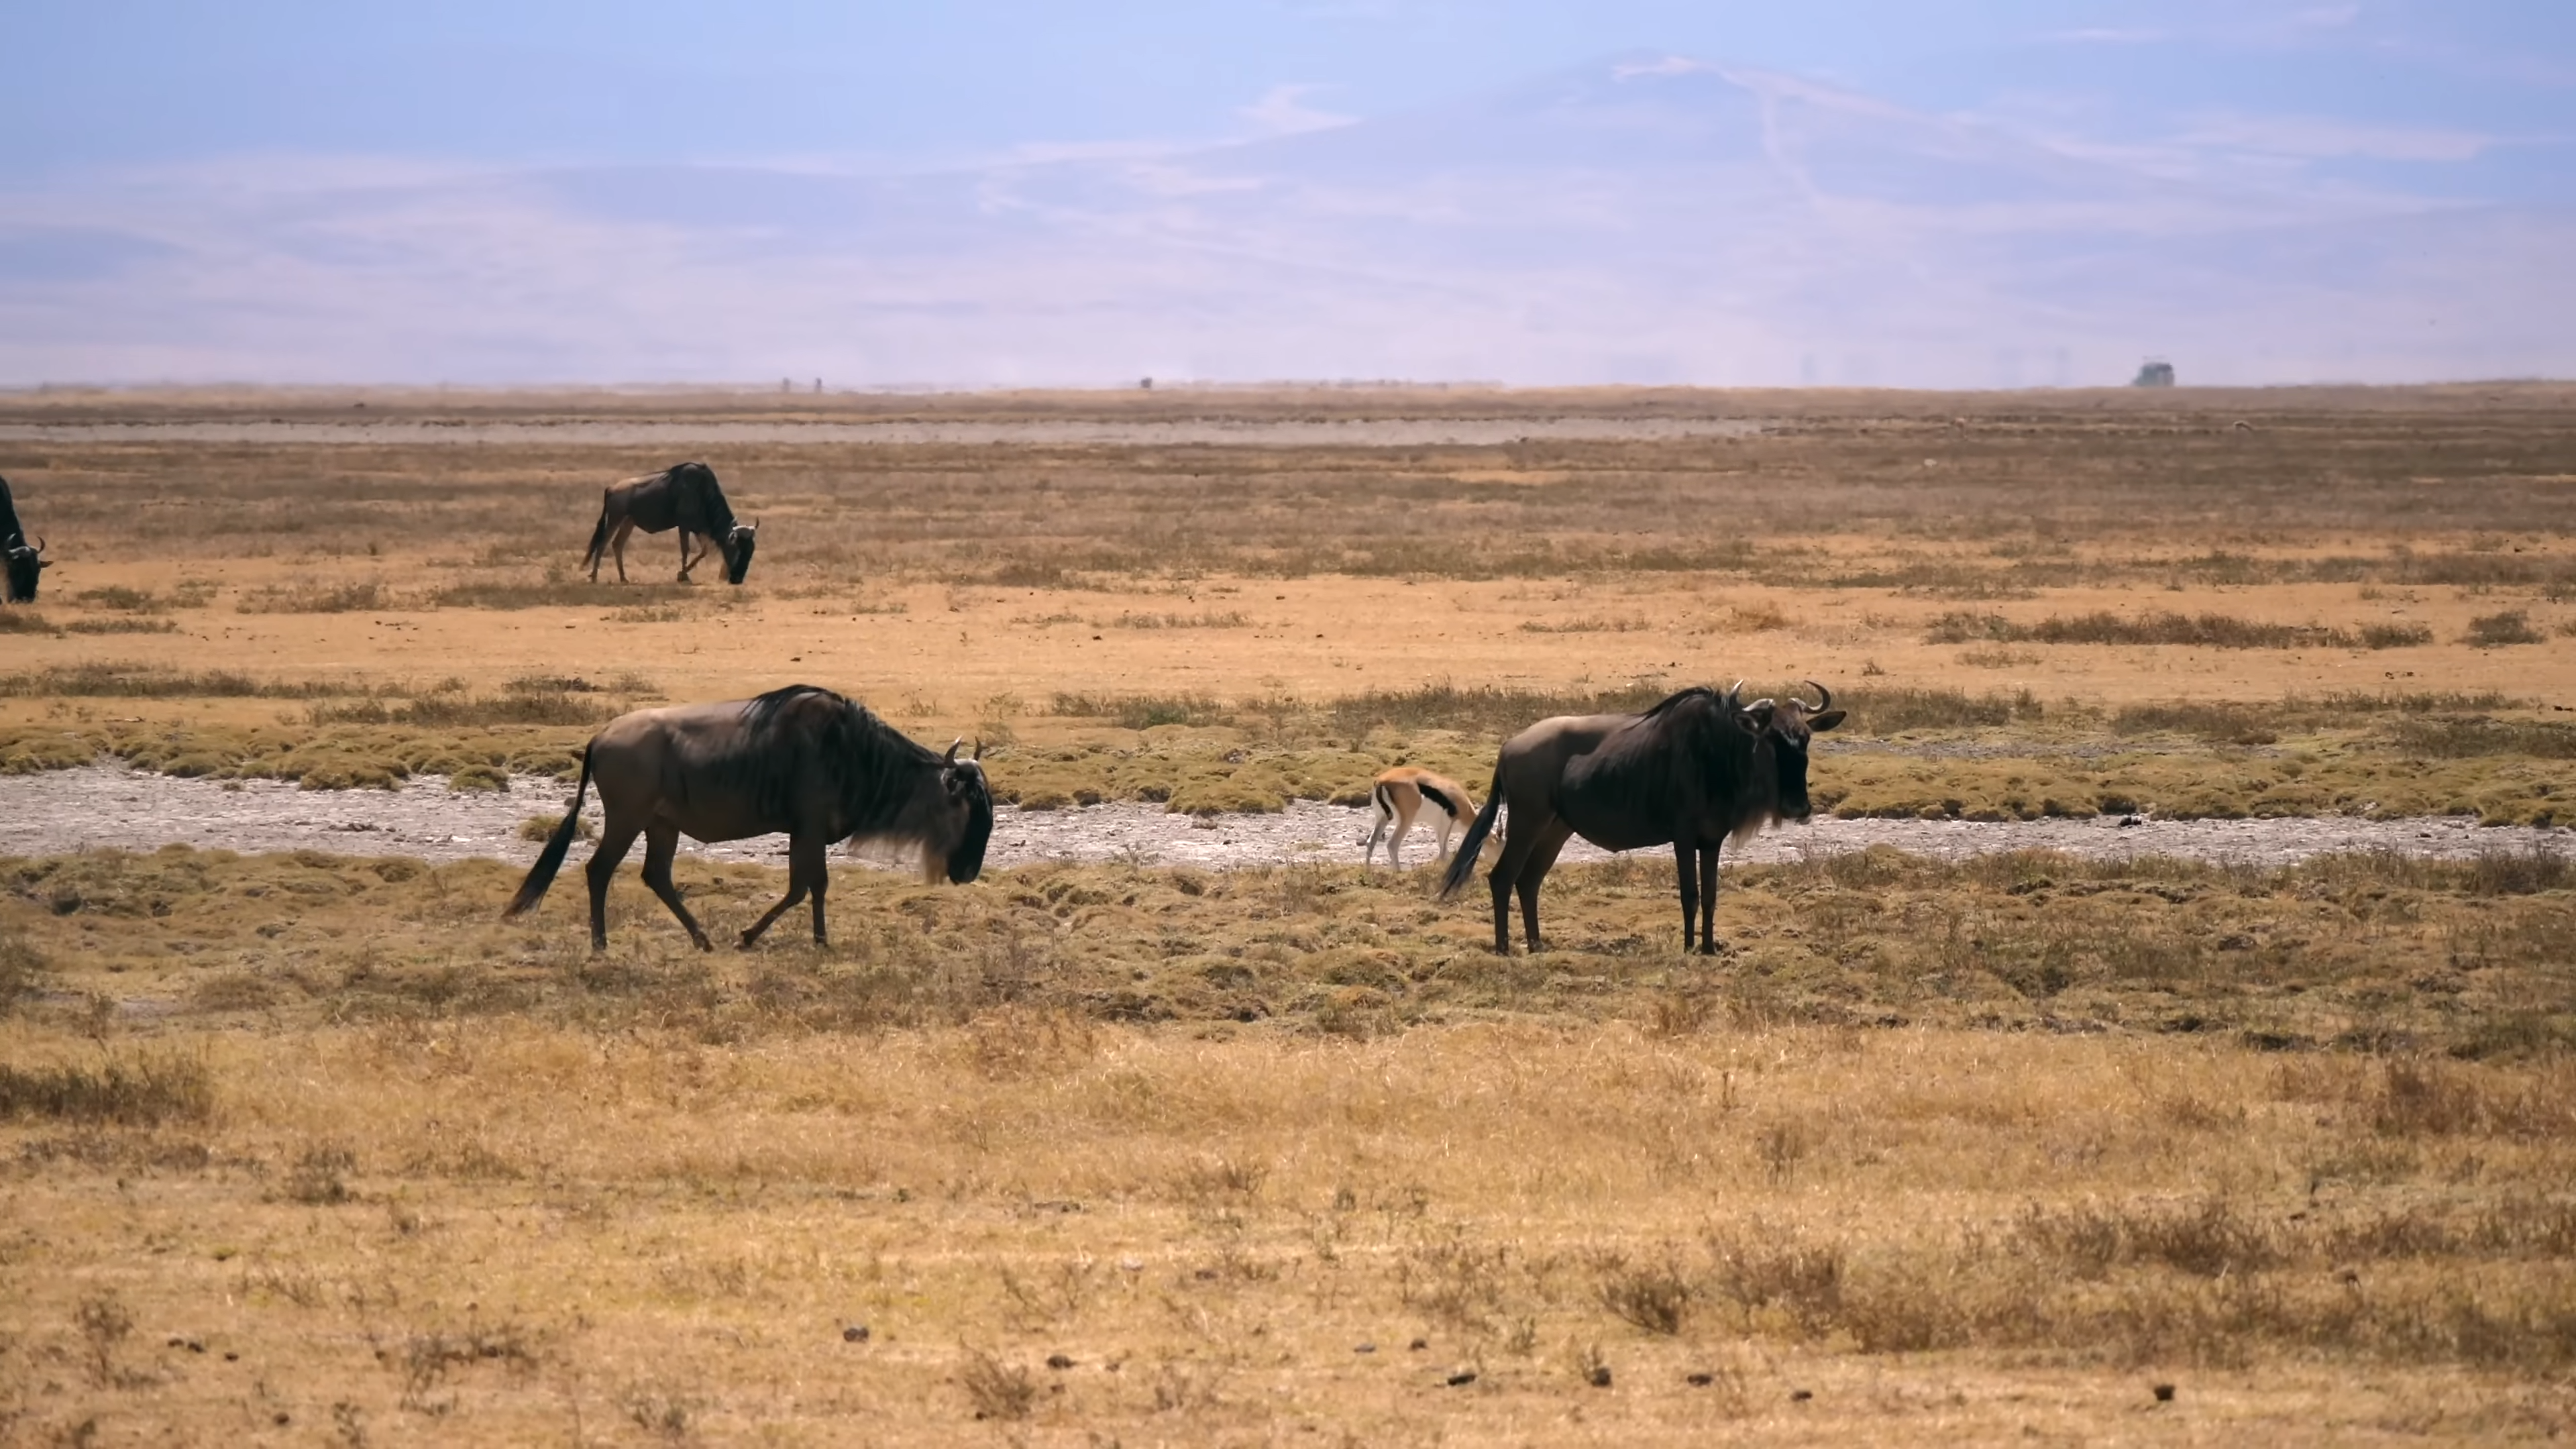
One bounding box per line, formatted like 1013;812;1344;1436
737;931;759;949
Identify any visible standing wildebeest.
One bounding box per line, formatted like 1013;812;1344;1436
0;474;48;603
504;684;992;951
1439;683;1844;955
582;461;758;584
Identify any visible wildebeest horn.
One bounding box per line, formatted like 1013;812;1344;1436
1803;680;1833;713
945;737;963;763
971;738;983;761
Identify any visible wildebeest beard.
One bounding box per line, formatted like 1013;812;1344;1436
943;765;996;882
0;472;40;602
720;526;757;586
3;547;38;604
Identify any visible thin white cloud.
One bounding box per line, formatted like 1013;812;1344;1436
2175;111;2502;162
2050;28;2168;45
1239;84;1354;137
1612;56;1715;80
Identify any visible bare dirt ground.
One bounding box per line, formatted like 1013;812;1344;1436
5;764;2566;871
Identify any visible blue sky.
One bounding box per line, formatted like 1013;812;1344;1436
1;1;2569;385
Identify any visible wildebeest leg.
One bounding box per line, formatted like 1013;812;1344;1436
676;529;700;582
608;518;637;584
1515;820;1576;953
584;816;643;951
1485;808;1556;954
639;824;712;951
802;835;830;944
1674;842;1700;953
739;834;825;947
1697;845;1722;955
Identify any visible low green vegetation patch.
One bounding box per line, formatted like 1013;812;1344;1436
8;684;2576;821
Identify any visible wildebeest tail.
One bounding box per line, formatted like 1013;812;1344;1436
1436;769;1505;901
504;743;593;918
581;490;614;570
1417;780;1460;818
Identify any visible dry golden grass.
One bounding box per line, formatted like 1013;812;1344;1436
3;986;2571;1441
5;387;2576;1441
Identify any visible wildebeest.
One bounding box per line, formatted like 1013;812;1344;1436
0;474;48;603
504;684;992;951
1438;682;1844;955
1362;765;1481;867
582;461;757;584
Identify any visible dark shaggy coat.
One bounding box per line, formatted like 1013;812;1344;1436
506;684;991;950
1439;684;1843;955
582;461;757;584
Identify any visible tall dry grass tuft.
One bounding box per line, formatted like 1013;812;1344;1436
1931;610;2427;650
0;1051;215;1125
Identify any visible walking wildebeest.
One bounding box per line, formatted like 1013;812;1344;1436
1362;765;1481;867
582;461;758;584
1438;682;1844;955
504;684;992;951
0;474;48;603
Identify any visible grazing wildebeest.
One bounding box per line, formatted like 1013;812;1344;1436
1438;682;1844;956
582;461;757;584
504;684;992;951
0;474;48;603
1362;765;1481;867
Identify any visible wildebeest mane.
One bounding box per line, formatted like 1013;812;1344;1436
1570;685;1757;820
722;684;946;839
665;462;739;540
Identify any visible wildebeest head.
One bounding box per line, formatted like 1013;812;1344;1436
930;738;995;883
1731;681;1845;823
719;521;757;585
3;535;46;603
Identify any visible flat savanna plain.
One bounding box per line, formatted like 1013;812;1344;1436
5;385;2576;1444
